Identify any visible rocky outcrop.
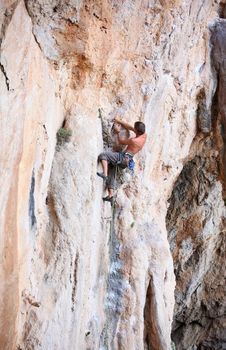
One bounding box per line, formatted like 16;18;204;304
166;134;226;349
166;9;226;349
0;1;225;350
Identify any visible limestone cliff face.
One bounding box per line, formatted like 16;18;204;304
0;1;225;350
166;9;226;350
166;136;226;349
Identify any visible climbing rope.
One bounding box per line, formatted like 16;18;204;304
111;164;118;209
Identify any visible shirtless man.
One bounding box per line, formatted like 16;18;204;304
97;118;147;202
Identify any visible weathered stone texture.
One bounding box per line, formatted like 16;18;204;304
166;8;226;349
210;19;226;196
167;134;226;349
0;1;225;350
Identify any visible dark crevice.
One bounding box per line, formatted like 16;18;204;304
219;2;226;19
71;252;79;312
29;169;36;228
143;277;160;350
61;118;66;128
98;108;112;149
196;88;211;134
211;76;219;131
0;62;10;90
210;20;226;195
143;278;153;350
46;191;62;236
31;31;43;52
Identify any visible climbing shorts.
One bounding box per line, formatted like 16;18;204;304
98;151;121;165
98;151;134;169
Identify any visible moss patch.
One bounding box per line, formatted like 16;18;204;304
56;127;72;145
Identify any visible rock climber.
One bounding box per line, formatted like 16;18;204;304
99;121;129;202
97;117;147;203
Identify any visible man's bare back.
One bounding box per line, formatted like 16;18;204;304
119;133;147;155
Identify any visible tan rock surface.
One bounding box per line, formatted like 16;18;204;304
0;1;225;350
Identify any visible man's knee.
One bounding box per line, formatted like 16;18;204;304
98;152;107;162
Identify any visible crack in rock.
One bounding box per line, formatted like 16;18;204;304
0;62;10;90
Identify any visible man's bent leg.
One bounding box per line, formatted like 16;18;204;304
98;151;120;165
106;164;117;198
98;151;120;184
108;188;114;197
101;159;108;177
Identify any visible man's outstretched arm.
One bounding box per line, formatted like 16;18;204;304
114;117;135;132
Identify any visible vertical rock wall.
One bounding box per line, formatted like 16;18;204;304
166;135;226;349
0;3;64;349
0;1;225;349
166;4;226;349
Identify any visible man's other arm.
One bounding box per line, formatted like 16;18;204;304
117;136;133;145
114;117;135;132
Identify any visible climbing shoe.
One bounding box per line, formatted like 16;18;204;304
102;196;113;203
97;172;108;181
